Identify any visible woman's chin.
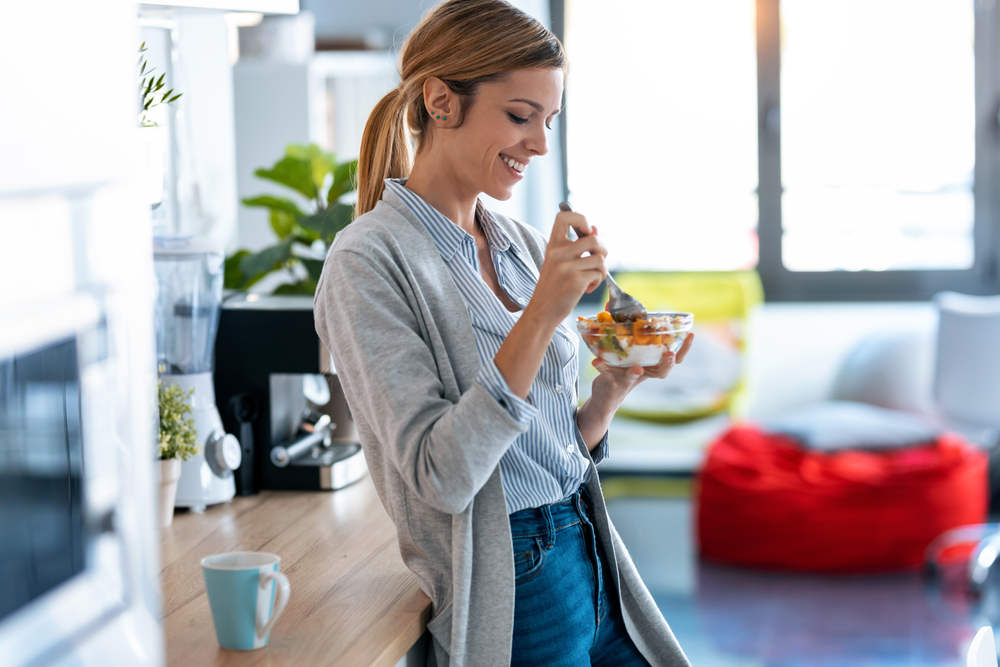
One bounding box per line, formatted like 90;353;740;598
484;183;516;201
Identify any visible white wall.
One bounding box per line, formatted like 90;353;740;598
301;0;431;44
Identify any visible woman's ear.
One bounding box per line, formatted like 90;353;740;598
423;77;458;122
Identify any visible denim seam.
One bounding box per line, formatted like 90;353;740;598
510;518;582;539
514;536;547;586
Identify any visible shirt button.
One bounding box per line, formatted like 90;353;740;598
566;444;575;454
517;298;526;306
555;384;564;393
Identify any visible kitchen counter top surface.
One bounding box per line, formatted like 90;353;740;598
159;473;431;666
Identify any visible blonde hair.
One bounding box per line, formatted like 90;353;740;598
356;0;566;217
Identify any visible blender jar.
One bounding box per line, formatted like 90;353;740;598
153;236;224;375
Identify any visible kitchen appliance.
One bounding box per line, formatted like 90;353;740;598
154;236;241;511
0;290;163;667
215;294;366;492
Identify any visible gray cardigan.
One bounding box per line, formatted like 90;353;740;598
314;187;691;667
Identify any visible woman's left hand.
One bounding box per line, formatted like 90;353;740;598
590;333;695;406
576;334;694;450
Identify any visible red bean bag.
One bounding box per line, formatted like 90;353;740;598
696;425;987;573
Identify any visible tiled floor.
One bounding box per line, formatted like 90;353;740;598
605;493;986;666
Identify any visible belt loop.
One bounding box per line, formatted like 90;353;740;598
541;504;555;549
570;485;583;523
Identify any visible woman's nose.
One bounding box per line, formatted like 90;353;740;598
525;123;548;157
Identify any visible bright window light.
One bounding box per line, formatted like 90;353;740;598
565;0;759;271
780;0;975;272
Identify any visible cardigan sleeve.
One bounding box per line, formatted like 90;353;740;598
476;357;540;425
315;246;530;515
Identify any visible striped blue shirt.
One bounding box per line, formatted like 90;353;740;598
384;179;608;514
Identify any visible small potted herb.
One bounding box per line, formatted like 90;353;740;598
158;382;199;527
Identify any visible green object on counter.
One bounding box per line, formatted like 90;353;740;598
225;144;358;295
158;381;198;461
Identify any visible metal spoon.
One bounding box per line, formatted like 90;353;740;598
558;201;648;322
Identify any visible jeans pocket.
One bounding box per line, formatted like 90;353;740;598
512;535;546;585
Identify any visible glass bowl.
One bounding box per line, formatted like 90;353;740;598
576;311;694;367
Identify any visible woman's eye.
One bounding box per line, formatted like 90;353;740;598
507;112;528;125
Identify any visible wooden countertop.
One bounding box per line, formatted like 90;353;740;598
160;474;432;667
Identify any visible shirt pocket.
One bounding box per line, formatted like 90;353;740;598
552;322;578;371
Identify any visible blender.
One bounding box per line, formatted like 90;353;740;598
154;236;241;511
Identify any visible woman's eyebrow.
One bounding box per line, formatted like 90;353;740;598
508;98;544;112
508;98;562;116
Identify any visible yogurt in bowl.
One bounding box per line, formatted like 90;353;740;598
576;311;693;368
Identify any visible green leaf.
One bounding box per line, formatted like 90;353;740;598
269;210;296;239
286;144;336;202
300;258;325;284
168;93;182;103
299;202;354;241
156;72;165;88
326;158;358;205
224;249;252;290
241;195;305;218
296;226;320;243
239;238;295;281
254;156;317;200
273;277;318;295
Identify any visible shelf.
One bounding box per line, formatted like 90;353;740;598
140;0;298;13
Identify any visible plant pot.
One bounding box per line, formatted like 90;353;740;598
159;458;182;527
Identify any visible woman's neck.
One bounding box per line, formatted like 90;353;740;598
404;149;480;236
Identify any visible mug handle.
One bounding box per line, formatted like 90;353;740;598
256;570;290;642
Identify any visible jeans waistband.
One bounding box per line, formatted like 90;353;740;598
508;485;593;539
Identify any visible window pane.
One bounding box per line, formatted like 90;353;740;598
565;0;758;271
781;0;975;272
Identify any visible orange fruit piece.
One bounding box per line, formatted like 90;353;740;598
596;311;614;323
632;319;662;346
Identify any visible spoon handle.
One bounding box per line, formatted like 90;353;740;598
560;199;615;292
605;273;625;298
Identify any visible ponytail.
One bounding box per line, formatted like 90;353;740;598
357;86;410;217
355;0;566;218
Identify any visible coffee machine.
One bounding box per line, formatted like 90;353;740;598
214;294;366;493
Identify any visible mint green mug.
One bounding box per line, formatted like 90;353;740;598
201;552;290;650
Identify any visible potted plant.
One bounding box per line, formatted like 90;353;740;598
158;381;199;527
225;143;358;294
137;41;182;208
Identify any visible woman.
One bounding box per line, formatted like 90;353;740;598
314;1;693;665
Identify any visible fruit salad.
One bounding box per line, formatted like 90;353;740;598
576;311;693;368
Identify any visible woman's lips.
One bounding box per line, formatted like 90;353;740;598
499;153;526;178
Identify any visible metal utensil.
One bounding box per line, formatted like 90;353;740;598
558;201;648;322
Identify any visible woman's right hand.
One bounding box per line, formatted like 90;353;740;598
529;210;608;324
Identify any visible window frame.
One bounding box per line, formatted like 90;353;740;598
557;0;1000;302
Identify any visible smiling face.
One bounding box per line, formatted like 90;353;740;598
427;68;564;201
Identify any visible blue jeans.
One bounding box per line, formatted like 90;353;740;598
509;486;652;667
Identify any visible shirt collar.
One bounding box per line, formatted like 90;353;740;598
384;178;516;260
